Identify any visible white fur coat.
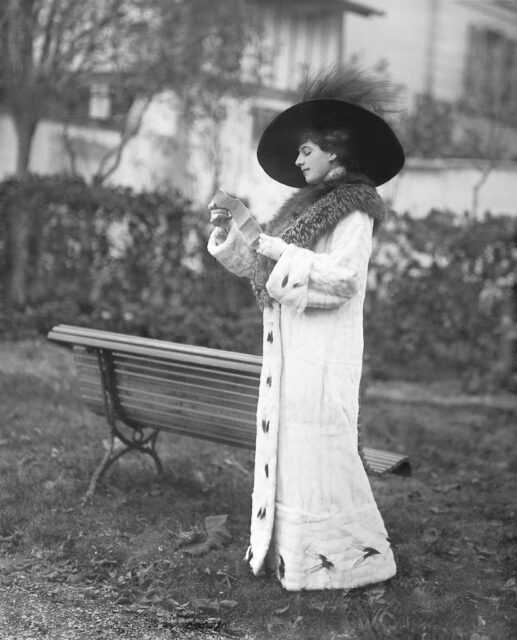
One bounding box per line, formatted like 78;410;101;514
207;210;396;590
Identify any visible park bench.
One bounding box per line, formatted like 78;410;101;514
47;324;411;500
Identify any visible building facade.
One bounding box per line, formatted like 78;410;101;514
1;0;516;216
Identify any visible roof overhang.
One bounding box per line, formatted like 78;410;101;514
262;1;384;17
458;0;517;19
340;1;384;16
490;0;517;14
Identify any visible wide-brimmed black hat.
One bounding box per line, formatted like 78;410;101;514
256;67;405;188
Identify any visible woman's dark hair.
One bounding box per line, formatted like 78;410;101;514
296;127;386;228
298;128;362;173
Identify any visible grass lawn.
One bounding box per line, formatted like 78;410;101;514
0;339;516;639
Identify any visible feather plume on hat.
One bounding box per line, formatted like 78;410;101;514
257;65;405;188
300;66;398;119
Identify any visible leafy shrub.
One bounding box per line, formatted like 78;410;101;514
0;175;515;390
0;174;261;351
365;209;516;391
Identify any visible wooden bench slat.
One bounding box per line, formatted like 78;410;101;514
364;448;411;475
70;335;261;374
125;416;256;442
118;389;257;420
117;379;259;403
113;363;259;394
114;367;259;396
114;352;260;379
59;324;260;359
82;397;104;412
120;397;257;427
50;325;262;373
117;385;258;413
76;372;101;383
75;372;102;386
368;453;403;464
78;383;103;397
56;325;263;364
364;448;411;474
74;353;99;369
121;411;256;447
155;427;254;449
124;417;256;443
115;353;259;381
365;449;400;460
81;390;103;402
75;373;102;388
77;371;100;383
76;358;98;368
369;452;406;465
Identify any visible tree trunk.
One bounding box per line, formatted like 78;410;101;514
8;114;38;307
471;161;493;219
492;289;516;389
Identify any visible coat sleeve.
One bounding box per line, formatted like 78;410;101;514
266;211;373;312
207;221;256;279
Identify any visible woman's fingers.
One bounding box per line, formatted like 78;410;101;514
257;234;287;260
213;226;229;244
210;208;231;227
257;233;270;255
258;234;273;257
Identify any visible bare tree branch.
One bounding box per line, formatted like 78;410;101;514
38;0;60;69
94;95;153;184
61;121;79;176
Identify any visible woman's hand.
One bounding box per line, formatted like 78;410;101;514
208;207;232;245
257;234;288;261
209;207;231;228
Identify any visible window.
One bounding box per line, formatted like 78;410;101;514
89;83;112;120
463;26;517;125
87;81;136;127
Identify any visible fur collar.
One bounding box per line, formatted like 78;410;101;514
252;173;385;309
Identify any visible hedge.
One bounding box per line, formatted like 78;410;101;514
1;175;515;391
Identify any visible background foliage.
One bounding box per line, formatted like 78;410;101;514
1;175;515;391
366;210;516;391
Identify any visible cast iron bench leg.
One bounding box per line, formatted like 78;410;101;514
83;428;164;503
82;348;165;501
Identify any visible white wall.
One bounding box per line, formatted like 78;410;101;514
345;0;432;106
227;153;517;221
0;99;184;193
0;115;17;176
346;0;517;106
378;157;517;217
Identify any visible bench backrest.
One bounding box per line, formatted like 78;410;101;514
49;324;262;449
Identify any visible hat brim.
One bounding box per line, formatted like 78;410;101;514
256;99;405;188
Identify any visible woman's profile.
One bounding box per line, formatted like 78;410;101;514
207;66;405;591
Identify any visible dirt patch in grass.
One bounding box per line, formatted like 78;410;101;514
0;341;516;639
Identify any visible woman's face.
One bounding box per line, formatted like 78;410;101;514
295;139;334;184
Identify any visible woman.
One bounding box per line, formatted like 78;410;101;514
207;68;405;591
